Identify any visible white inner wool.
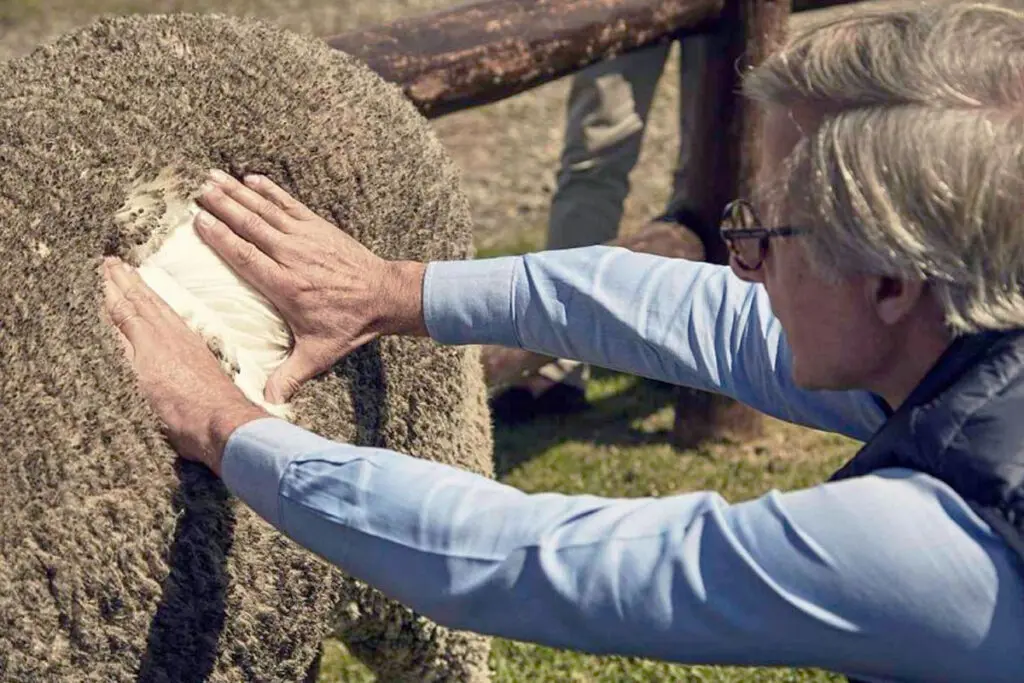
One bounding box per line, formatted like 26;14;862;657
135;201;294;419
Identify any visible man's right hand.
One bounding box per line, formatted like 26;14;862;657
194;169;428;404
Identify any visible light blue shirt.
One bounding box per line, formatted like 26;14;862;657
221;247;1024;682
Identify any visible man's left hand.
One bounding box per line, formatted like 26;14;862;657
101;258;269;476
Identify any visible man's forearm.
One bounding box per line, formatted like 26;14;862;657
219;417;764;659
424;247;749;379
422;246;885;439
423;247;747;383
218;418;1014;682
205;402;271;476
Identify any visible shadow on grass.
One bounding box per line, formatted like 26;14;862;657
492;368;684;478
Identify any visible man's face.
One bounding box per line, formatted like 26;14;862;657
735;105;893;392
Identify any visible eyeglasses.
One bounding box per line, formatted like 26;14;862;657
719;199;808;271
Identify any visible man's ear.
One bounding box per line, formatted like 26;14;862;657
868;275;927;325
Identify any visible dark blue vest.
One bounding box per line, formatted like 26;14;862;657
829;329;1024;682
830;329;1024;564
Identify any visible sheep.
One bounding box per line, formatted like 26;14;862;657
0;13;493;682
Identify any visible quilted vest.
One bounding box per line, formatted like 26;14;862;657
830;329;1024;682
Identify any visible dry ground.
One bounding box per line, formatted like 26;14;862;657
0;1;868;681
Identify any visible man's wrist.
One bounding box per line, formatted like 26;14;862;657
381;260;428;338
206;402;271;477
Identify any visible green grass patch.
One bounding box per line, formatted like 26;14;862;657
474;222;546;259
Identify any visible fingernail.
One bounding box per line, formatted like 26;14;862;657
195;210;216;229
199;181;218;197
209;169;231;183
243;174;262;187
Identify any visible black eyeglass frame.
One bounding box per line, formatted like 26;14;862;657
718;199;808;271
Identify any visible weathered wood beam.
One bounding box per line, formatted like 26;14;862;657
327;0;890;120
327;0;724;118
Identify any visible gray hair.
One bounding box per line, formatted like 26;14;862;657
743;0;1024;334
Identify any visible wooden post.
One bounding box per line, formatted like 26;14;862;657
669;0;790;448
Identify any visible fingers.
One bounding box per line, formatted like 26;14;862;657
102;257;173;354
106;257;182;324
197;185;292;262
194;206;288;296
205;169;303;233
203;169;315;231
264;350;321;404
102;260;141;357
242;173;316;221
103;256;196;331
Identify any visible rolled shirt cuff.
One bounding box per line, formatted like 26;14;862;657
220;417;337;528
423;256;522;348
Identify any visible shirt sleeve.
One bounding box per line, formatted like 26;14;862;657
423;247;887;440
222;418;1024;683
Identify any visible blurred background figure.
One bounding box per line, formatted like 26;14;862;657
491;44;692;424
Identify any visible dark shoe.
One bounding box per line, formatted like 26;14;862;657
489;387;537;425
533;382;589;415
490;382;589;426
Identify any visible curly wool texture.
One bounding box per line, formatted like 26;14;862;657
0;14;493;683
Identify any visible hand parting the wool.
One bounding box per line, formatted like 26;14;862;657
101;257;268;475
195;169;428;403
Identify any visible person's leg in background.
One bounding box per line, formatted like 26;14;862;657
546;44;672;250
491;45;671;424
661;35;711;236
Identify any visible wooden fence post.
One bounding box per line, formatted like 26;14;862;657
669;0;790;448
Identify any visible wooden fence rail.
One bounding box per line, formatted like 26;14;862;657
327;0;723;118
327;0;861;118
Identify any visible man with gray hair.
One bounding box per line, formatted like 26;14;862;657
104;1;1024;680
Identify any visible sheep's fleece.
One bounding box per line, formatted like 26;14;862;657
0;14;494;682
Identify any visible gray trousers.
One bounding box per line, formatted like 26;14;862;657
542;44;688;388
